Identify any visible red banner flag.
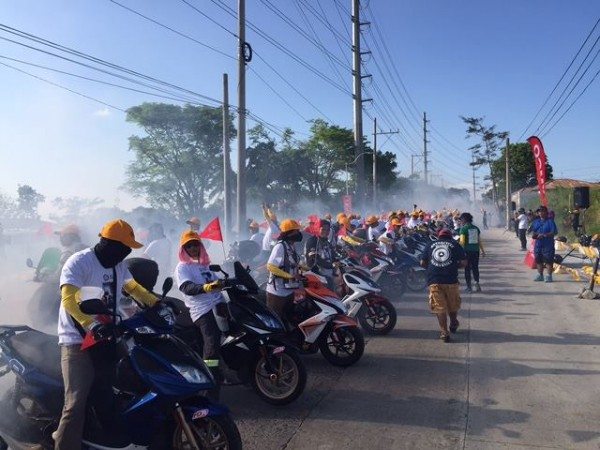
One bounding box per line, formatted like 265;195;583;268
342;195;352;215
199;217;223;242
527;136;549;207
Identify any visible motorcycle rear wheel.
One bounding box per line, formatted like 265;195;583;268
172;414;242;450
358;299;397;335
251;347;307;405
405;269;427;292
319;326;364;367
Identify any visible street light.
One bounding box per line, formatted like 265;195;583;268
345;151;374;196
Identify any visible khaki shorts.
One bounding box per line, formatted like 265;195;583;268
428;283;461;314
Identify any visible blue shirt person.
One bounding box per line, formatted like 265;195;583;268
530;206;558;282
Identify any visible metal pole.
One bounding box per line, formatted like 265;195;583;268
352;0;364;210
423;112;429;184
222;73;231;236
345;163;349;195
236;0;246;236
372;117;377;207
505;137;511;230
472;151;477;206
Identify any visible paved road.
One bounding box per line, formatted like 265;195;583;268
223;229;600;449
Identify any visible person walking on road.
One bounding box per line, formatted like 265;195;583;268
458;212;486;293
421;228;467;342
516;208;529;251
530;205;558;282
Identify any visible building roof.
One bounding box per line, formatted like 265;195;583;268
514;178;600;195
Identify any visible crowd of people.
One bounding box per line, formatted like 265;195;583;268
36;203;491;448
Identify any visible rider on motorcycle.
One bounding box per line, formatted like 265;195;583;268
304;219;336;290
174;231;227;376
378;218;403;256
266;219;303;321
54;219;160;450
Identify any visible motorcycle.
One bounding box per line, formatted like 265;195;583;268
0;279;242;450
179;261;307;406
25;249;61;330
287;273;365;367
334;264;397;335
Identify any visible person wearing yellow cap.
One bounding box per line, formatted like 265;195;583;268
407;212;422;229
54;219;160;449
379;218;404;256
248;220;264;245
266;219;303;320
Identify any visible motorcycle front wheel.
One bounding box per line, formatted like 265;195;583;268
358;299;397;335
172;414;242;450
319;326;365;367
404;268;427;292
251;347;307;405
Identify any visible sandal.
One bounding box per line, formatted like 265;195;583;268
439;332;450;342
449;321;459;334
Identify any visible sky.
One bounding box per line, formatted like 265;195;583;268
1;0;599;219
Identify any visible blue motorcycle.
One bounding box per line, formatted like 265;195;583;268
0;280;242;450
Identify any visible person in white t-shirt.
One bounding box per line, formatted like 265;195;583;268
174;230;225;364
516;208;529;251
248;220;264;245
143;223;172;282
54;219;159;450
266;219;303;321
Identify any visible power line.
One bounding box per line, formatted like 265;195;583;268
0;60;125;111
535;42;600;136
108;0;234;60
519;17;600;140
0;54;206;105
541;66;600;138
179;0;238;38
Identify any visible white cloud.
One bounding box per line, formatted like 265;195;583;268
93;107;111;117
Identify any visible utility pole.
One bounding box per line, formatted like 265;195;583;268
372;117;399;206
352;0;368;210
423;112;429;184
472;151;477;206
411;154;421;178
236;0;247;236
505;137;511;230
222;73;231;236
372;117;377;207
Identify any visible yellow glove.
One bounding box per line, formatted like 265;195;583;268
203;280;223;293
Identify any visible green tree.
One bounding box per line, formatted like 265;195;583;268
17;184;45;219
124;103;236;218
461;116;508;208
490;142;554;201
365;150;400;194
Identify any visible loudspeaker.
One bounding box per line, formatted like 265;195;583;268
574;186;590;209
511;201;516;211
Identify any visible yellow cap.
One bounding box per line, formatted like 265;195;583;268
99;219;143;249
280;219;301;233
365;215;378;225
391;218;403;226
180;230;201;247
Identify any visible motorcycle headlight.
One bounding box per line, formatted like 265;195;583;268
135;326;156;334
255;312;284;330
172;364;210;384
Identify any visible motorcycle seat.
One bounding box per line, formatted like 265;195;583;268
9;330;61;380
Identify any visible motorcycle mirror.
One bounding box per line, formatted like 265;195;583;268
79;299;110;315
209;264;222;272
26;258;34;268
162;277;173;296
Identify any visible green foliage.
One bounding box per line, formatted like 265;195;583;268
491;142;553;201
520;187;600;239
461;116;508;207
16;184;45;219
124;103;236;218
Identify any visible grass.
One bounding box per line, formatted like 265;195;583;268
522;187;600;241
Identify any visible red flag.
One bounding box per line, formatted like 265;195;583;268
199;217;223;242
527;136;549;207
306;215;321;236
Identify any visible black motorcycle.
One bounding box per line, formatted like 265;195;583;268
178;262;307;406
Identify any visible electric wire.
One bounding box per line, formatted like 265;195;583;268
519;17;600;140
